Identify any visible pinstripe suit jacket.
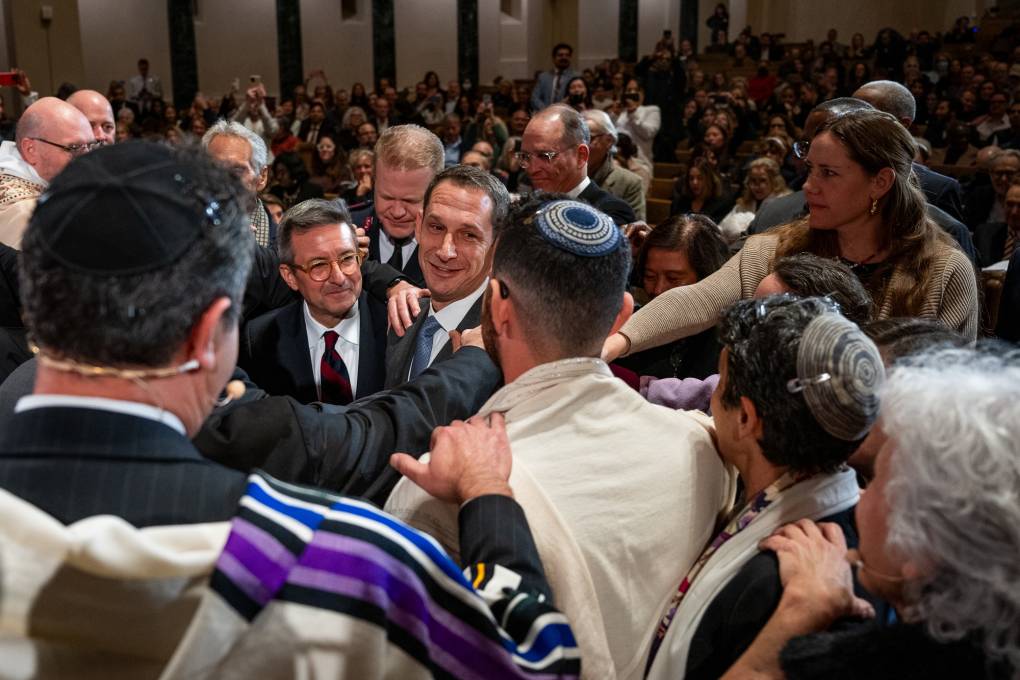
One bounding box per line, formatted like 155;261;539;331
0;407;247;527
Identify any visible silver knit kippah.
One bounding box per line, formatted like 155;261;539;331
791;313;885;441
528;200;622;257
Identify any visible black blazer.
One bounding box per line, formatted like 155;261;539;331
0;407;247;527
196;346;503;505
384;296;484;389
239;294;387;404
684;507;864;680
974;221;1009;267
913;162;964;224
997;249;1020;342
352;203;426;287
296;119;336;144
579;180;637;225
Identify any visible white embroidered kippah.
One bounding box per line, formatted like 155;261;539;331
527;199;622;257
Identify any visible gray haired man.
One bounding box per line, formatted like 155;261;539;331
583;108;647;221
202;120;275;246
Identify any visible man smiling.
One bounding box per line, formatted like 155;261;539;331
384;165;508;388
239;199;386;403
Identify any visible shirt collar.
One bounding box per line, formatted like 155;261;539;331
566;175;591;199
0;141;47;187
15;394;186;435
428;278;489;332
303;299;360;349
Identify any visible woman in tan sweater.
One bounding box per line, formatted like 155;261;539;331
605;109;979;361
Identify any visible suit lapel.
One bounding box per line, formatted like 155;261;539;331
355;292;387;398
434;295;484;365
279;302;319;403
385;299;431;388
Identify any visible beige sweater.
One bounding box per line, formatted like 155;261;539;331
621;234;979;354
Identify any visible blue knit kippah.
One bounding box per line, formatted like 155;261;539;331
528;200;622;257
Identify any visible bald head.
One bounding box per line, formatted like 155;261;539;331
853;81;916;126
16;97;95;182
67;90;116;146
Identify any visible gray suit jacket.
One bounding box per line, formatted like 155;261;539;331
530;69;578;111
384;295;485;389
592;159;646;222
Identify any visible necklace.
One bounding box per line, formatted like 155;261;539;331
836;249;880;270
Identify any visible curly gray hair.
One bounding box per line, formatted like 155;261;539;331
881;345;1020;673
201;119;269;175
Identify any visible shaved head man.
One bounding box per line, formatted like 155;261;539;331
17;97;95;183
0;97;94;247
67;90;116;146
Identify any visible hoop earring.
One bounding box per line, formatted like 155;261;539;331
869;198;878;216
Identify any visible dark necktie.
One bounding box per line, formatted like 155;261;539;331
1005;230;1017;262
387;235;413;270
409;316;443;379
320;330;353;405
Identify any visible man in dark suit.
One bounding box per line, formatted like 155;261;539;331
385;164;508;389
296;101;335;145
351;124;445;287
0;143;251;527
657;296;880;680
974;182;1020;266
530;43;578;111
520;104;636;225
240;200;386;404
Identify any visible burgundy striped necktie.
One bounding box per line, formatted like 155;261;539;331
320;330;353;405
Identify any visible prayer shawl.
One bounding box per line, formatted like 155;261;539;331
386;358;736;680
644;468;860;680
0;141;45;249
0;472;580;679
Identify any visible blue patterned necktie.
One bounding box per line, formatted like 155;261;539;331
409;315;443;379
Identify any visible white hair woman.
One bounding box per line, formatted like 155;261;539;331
720;346;1020;679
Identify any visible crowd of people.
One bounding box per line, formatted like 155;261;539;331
0;10;1018;680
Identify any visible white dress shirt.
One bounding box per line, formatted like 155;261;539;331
303;300;361;399
566;175;591;199
407;278;488;380
16;394;186;435
378;228;418;265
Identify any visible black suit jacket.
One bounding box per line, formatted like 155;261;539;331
913;162;964;224
579;180;637;225
351;203;426;287
684;507;865;680
974;221;1009;267
0;243;29;383
239;294;387;404
997;249;1020;343
297;119;336;145
963;184;998;232
384;295;484;389
0;407;247;527
195;346;502;505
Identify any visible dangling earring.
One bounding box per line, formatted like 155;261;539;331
869;198;879;216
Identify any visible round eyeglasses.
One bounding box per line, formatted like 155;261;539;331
291;253;360;281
